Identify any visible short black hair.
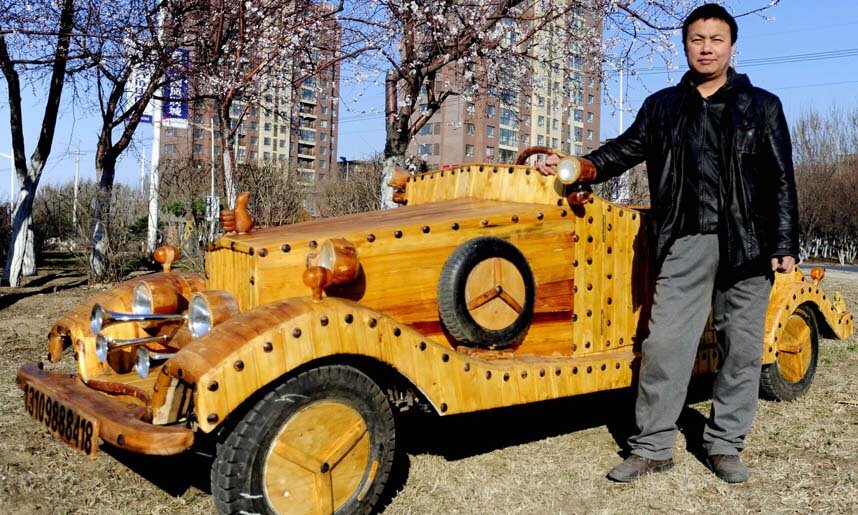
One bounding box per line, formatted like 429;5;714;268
683;3;738;44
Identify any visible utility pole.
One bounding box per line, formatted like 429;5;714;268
147;9;165;253
73;148;80;227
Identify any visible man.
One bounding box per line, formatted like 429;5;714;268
539;3;799;483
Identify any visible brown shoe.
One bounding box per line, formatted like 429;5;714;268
708;454;749;483
606;454;674;482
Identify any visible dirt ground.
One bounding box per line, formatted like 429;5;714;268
1;266;856;514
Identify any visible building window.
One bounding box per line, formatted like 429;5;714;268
537;135;544;145
249;151;257;160
320;147;327;156
193;143;202;154
521;133;529;146
320;120;328;128
418;143;433;157
499;128;517;146
486;125;495;139
587;129;594;141
466;123;475;136
264;137;271;146
193;114;203;124
552;137;558;148
250;136;258;145
537;116;545;127
193;129;202;138
465;144;474;157
320;160;326;169
434;122;441;135
321;106;328;115
164;144;175;154
486;104;496;118
485;146;495;159
537;95;545;107
419;124;433;136
500;108;516;126
264;151;270;160
264;122;272;131
574;109;584;122
574;127;583;142
587;111;594;123
320;133;327;142
165;129;176;137
587;94;594;105
467;102;475;116
552;118;559;130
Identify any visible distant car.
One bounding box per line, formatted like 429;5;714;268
18;150;854;514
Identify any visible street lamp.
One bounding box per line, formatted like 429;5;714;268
339;156;348;180
187;119;218;239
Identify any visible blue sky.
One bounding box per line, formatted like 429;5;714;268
1;0;857;202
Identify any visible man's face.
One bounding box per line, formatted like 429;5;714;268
684;18;734;81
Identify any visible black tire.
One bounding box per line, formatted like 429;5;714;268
211;365;395;515
760;304;819;401
438;236;535;349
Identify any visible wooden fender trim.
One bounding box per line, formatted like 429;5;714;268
164;297;639;434
48;273;206;381
763;270;854;364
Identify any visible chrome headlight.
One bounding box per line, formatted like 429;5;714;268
132;281;179;315
188;295;213;338
135;347;151;379
188;290;240;338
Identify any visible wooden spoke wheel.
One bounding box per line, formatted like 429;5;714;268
212;366;395;515
438;237;535;349
760;305;819;401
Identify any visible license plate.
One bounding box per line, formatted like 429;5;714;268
22;381;100;457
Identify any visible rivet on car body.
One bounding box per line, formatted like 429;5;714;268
345;314;354;324
394;230;403;238
440;403;448;413
619;338;624;345
601;364;607;371
208;381;219;391
606;340;611;347
258;248;268;257
619;211;624;217
419;342;426;351
607;205;612;212
587;366;593;374
117;434;125;446
607;224;613;231
442;353;449;362
573;233;580;242
560;210;567;217
480;219;488;227
368;318;377;328
248;247;255;256
586;258;593;265
607;247;613;254
393;327;401;336
422;226;430;234
632;213;637;220
320;462;330;473
293;328;302;337
616;363;621;369
207;414;219;424
250;276;255;285
573;367;579;374
572;314;578;322
320;316;329;326
555;368;561;376
556;199;563;207
309;240;318;249
464;363;471;372
367;234;376;242
485;371;492;379
234;360;245;371
451;223;460;230
503;373;510;381
585;341;591;349
587;310;593;317
281;243;291;253
263;342;273;353
587;236;594;243
511;215;519;223
521;370;528;379
537;212;544;220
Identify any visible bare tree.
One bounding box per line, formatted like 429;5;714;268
315;154;383;217
0;0;83;286
79;0;197;280
339;0;780;207
184;0;354;209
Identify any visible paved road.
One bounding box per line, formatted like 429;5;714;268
803;262;858;274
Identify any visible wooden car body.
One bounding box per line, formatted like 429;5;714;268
17;162;854;512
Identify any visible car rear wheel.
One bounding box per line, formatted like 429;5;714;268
211;365;395;514
760;304;819;401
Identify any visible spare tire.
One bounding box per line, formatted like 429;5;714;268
438;237;535;349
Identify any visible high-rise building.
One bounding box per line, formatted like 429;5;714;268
159;23;341;190
409;6;601;168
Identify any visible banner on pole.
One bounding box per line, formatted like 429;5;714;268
162;48;190;129
127;66;154;123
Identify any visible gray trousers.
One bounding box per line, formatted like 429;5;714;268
629;234;772;460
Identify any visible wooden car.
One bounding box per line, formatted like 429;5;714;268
18;153;854;514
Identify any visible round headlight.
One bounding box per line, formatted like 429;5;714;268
132;283;154;314
135;347;151;379
90;304;106;335
95;334;109;363
188;295;213;338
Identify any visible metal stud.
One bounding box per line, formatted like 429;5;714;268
309;240;318;249
263;342;273;352
207;414;219;424
394;230;403;238
292;328;302;338
234;360;245;371
367;234;376;242
422;226;430;234
345;314;354;324
208;381;219;392
320;316;329;326
368;318;377;328
537;212;544;220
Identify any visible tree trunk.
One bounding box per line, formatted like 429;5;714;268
3;181;37;286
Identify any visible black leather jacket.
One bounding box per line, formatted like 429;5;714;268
585;70;799;273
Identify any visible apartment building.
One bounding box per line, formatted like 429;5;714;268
409;6;601;168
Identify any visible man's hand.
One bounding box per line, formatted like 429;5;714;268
536;153;560;176
771;255;796;274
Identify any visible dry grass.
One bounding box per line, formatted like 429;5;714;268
1;269;856;514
